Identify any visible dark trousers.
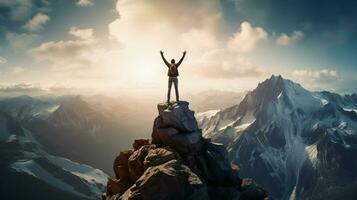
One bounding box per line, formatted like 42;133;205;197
167;77;179;102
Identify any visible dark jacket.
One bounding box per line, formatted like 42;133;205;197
168;64;179;77
161;52;186;77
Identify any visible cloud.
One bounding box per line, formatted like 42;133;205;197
12;66;26;74
69;26;94;40
77;0;94;7
28;26;121;82
195;48;264;78
27;0;266;86
108;0;265;80
276;31;304;46
6;32;39;50
227;21;268;52
292;69;338;81
290;68;343;91
109;0;221;51
290;69;357;93
29;27;95;64
0;56;7;64
23;13;50;31
0;83;44;94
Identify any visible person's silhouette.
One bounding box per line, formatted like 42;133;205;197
160;50;186;104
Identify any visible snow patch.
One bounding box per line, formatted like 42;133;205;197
11;160;88;198
305;144;318;165
343;108;357;113
47;155;107;196
196;110;220;120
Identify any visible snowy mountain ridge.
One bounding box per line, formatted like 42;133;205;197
0;111;108;200
197;75;357;200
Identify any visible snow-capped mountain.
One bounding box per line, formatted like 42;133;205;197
197;75;357;200
0;95;136;175
0;111;108;200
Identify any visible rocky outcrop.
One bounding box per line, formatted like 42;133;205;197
103;101;268;200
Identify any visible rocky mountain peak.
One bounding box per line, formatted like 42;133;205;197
103;101;268;200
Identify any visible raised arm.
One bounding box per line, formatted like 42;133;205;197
160;51;170;67
176;51;186;67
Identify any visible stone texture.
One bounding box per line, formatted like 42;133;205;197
153;127;203;154
143;147;178;168
157;101;198;132
137;160;209;200
133;139;150;151
114;150;133;179
104;101;268;200
128;145;156;182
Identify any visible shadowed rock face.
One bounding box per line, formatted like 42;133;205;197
103;101;268;200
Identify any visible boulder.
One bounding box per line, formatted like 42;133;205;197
114;150;133;179
118;184;142;200
128;145;156;182
136;160;209;200
133;139;150;150
239;178;267;200
154;127;203;154
157;101;199;132
143;147;178;168
196;141;240;185
107;178;132;196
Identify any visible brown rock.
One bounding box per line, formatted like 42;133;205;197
133;139;150;150
195;141;234;185
106;178;130;195
239;178;267;200
154;127;203;154
143;147;178;168
137;160;209;200
119;184;142;200
114;150;133;179
128;145;156;182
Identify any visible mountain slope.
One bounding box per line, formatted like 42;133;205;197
0;95;136;175
197;75;357;200
0;111;108;200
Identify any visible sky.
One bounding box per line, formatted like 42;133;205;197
0;0;356;97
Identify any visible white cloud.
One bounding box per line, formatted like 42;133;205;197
108;0;265;80
69;26;94;40
292;69;338;80
28;26;121;83
196;48;264;78
28;0;267;88
29;27;95;64
0;56;7;64
227;21;268;52
77;0;94;7
6;32;39;50
109;0;221;51
276;31;304;46
291;69;340;90
23;13;50;31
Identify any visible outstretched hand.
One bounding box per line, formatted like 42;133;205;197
183;51;187;55
160;50;164;54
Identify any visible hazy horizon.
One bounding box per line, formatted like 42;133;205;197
1;0;356;98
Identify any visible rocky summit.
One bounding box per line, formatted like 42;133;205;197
103;101;268;200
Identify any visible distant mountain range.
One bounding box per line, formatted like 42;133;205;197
197;75;357;200
0;95;139;175
0;111;107;199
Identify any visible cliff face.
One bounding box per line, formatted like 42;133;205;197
103;101;268;200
